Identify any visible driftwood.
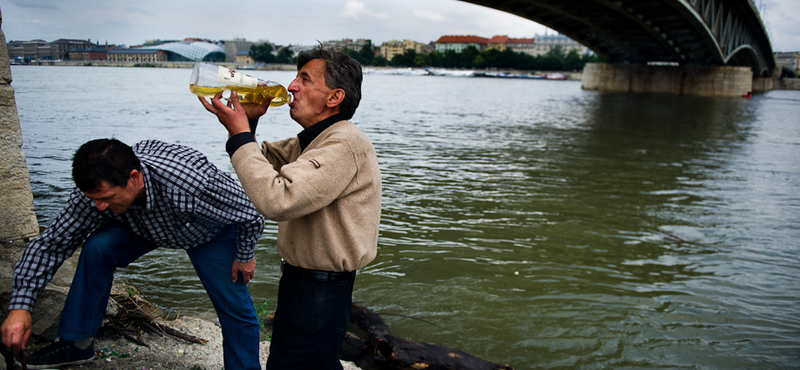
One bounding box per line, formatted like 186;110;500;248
345;303;514;370
261;303;513;369
104;284;208;347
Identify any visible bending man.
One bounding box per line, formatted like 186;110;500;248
1;139;264;369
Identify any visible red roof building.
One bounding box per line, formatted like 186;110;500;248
503;37;537;55
434;33;588;56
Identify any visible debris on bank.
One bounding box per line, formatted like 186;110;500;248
340;303;515;370
1;282;360;370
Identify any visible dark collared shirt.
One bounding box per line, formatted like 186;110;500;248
9;140;264;312
226;113;348;156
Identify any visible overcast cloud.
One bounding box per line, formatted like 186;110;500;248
2;0;798;52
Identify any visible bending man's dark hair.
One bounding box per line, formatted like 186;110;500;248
72;138;141;192
297;45;363;120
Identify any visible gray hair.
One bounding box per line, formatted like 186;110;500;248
297;45;362;119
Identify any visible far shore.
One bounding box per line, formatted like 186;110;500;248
12;60;800;88
11;60;585;80
11;59;297;70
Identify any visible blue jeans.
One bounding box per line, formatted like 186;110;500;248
58;221;261;370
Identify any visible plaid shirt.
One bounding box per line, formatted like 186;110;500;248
9;140;265;312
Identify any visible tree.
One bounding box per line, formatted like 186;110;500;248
274;47;294;64
390;49;418;67
359;43;375;65
563;49;583;71
442;50;461;68
340;43;377;66
413;54;427;67
343;48;359;64
496;48;518;69
426;51;444;67
249;42;275;63
365;42;600;71
460;46;481;69
372;55;388;66
472;54;485;69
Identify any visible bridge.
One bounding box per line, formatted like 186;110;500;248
461;0;777;95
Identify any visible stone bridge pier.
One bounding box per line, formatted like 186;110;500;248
581;63;777;97
0;9;38;244
0;8;79;343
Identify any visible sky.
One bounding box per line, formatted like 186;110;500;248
2;0;799;52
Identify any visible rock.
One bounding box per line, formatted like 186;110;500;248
0;237;81;340
0;10;40;243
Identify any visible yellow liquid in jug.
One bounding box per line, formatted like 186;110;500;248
190;83;290;107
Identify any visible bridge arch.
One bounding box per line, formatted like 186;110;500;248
726;45;765;75
460;0;775;76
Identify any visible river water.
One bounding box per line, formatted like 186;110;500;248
10;65;800;369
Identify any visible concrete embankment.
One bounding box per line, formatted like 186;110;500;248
781;77;800;90
19;60;588;80
18;60;298;71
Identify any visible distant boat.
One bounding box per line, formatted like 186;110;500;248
425;68;476;77
473;71;546;79
363;67;428;76
361;67;568;80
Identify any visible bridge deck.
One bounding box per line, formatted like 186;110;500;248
462;0;775;76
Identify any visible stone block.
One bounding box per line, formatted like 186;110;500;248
0;34;39;243
581;63;754;97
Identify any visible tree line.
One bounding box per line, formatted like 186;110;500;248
249;42;603;71
248;43;295;64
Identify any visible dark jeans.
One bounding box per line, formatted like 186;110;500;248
266;263;356;370
58;221;261;370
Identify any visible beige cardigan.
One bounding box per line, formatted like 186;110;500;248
230;120;381;272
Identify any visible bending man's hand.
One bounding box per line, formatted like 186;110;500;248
197;91;271;136
1;309;33;353
232;258;257;284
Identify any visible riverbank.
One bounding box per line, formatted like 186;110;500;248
45;315;362;370
3;303;362;370
0;245;360;370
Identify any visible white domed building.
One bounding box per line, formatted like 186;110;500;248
156;40;226;62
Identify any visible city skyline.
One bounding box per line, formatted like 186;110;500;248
4;0;800;52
